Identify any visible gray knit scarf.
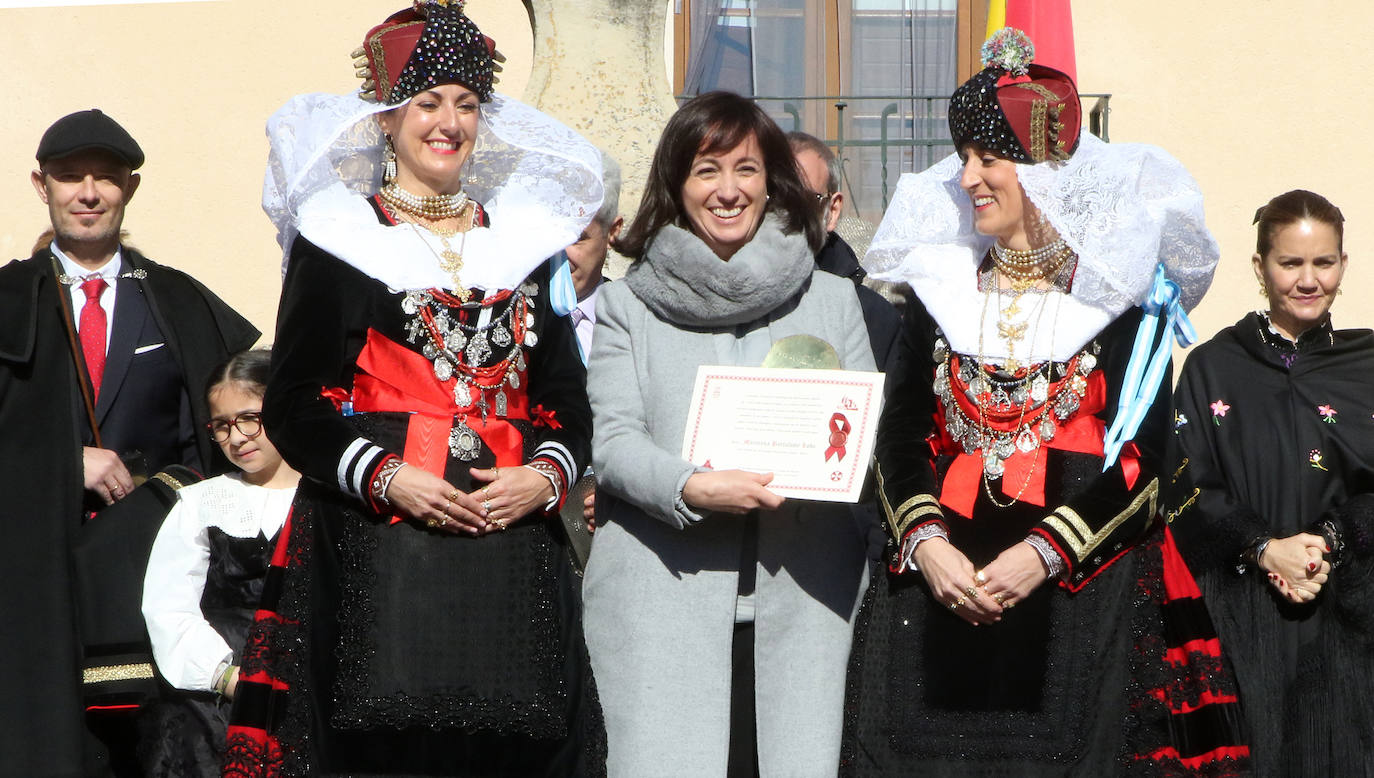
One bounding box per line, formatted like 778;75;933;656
624;213;814;328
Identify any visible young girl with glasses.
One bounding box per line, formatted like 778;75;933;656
139;349;299;773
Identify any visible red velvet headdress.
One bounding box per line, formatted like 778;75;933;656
949;28;1080;163
354;0;496;105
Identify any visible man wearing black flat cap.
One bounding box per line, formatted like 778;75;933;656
0;109;258;776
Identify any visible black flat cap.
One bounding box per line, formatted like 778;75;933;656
36;109;145;170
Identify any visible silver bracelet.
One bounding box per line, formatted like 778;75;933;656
901;523;951;572
1024;534;1066;579
522;462;562;507
370;459;406;507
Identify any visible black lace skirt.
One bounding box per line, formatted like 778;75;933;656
251;412;602;776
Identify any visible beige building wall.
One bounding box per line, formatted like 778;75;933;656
1075;0;1374;346
2;0;1368;349
0;1;536;336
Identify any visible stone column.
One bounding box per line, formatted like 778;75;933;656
522;0;678;278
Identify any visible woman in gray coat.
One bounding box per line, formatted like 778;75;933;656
584;91;875;777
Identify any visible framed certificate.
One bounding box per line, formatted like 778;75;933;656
680;366;886;503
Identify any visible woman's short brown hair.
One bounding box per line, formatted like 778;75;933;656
616;91;823;260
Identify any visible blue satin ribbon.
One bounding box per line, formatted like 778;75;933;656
1101;264;1197;470
548;249;578;317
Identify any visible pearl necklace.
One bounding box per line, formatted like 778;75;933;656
992;240;1075;291
379;182;471;221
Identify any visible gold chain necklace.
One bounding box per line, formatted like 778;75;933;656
398;203;479;302
974;273;1059;508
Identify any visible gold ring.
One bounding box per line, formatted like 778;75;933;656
974;570;987;585
1006;599;1016;609
492;467;500;478
993;592;1006;606
964;586;979;599
426;518;440;528
482;486;490;497
954;597;967;609
496;520;508;532
949;599;959;610
447;490;461;502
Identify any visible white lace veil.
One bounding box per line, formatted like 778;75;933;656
263;90;604;292
864;131;1217;322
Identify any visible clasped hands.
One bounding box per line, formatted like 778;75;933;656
384;463;553;536
913;537;1049;626
1260;532;1331;603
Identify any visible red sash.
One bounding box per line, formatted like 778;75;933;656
932;368;1140;517
349;328;528;479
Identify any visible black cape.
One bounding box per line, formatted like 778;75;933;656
0;247;257;776
1169;312;1374;776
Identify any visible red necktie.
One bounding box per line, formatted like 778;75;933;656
79;278;108;398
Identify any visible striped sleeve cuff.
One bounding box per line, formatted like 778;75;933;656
532;441;576;494
336;437;389;502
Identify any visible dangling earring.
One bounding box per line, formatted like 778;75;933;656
1258;283;1268;297
383;135;397;184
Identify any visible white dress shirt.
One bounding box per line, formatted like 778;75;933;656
53;242;122;352
570;283;602;365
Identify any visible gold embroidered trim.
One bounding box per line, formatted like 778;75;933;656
83;663;154;684
1013;83;1069;161
1044;479;1159;562
893;498;942;540
1057;505;1095;546
151;471;186;492
1027;97;1048;162
1043;515;1084;559
1016;82;1060;101
367;20;426;104
875;464;942;539
1165;487;1201;524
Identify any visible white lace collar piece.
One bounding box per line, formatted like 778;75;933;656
863;131;1218;361
263;90;604;292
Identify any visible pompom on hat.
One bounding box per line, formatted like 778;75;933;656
353;0;495;105
950;28;1081;163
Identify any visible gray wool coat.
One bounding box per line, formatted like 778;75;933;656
584;218;877;777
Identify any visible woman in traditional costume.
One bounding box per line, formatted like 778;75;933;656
1169;189;1374;776
220;2;603;774
842;30;1243;775
583;91;875;776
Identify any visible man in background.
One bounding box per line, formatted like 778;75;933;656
788;131;901;370
560;150;622;535
564;151;623;365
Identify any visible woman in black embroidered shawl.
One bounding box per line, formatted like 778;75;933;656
221;2;604;775
1169;190;1374;776
842;30;1246;775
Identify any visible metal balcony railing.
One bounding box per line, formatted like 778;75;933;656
677;93;1112;214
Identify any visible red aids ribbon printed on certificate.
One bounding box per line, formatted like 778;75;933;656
681;366;886;503
825;413;850;462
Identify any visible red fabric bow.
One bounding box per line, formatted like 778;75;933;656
530;404;561;430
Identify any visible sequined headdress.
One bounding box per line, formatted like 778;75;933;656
355;0;495;105
949;28;1081;163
